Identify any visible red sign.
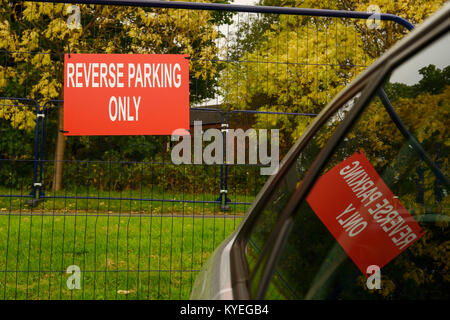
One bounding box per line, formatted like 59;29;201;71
306;151;424;275
63;54;189;135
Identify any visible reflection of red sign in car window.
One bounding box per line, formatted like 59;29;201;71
306;150;424;275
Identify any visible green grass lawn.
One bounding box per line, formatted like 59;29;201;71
0;212;243;300
0;187;251;300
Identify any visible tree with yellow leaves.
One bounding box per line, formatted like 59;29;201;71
0;1;224;190
222;0;446;156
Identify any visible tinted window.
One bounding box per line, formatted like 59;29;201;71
264;32;449;299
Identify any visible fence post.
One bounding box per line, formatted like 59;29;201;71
222;113;231;211
38;105;47;199
215;112;231;211
27;104;45;205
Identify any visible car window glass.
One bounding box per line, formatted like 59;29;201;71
264;31;449;299
245;92;361;296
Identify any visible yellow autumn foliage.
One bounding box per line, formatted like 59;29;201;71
0;1;220;131
220;0;446;154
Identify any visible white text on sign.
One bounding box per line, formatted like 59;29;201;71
66;62;182;88
66;62;182;123
108;96;141;122
337;160;419;250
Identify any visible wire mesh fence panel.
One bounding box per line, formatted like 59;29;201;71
0;1;412;299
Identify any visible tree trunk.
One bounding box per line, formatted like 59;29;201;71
52;104;65;191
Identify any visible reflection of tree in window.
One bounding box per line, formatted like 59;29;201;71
264;62;449;299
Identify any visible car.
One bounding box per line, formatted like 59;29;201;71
190;3;449;300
